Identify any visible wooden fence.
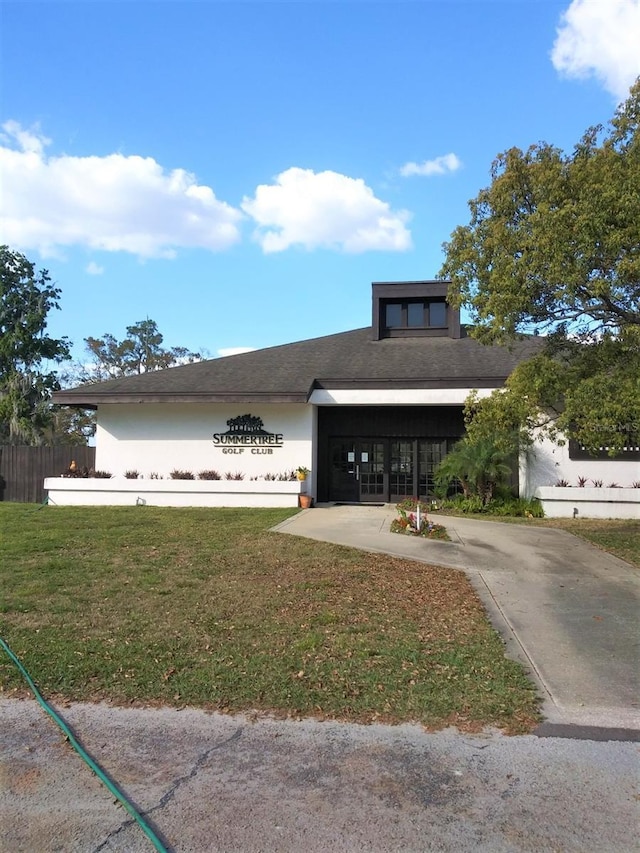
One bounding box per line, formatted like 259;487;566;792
0;446;96;504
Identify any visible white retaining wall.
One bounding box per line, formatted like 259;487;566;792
44;478;304;508
533;486;640;519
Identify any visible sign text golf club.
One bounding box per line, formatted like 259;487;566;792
212;414;284;454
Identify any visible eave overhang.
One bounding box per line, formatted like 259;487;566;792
311;376;509;390
52;391;310;407
53;374;512;408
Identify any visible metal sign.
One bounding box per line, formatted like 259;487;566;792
212;414;284;455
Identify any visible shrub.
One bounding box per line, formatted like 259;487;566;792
91;470;112;479
488;498;544;518
149;472;162;479
396;496;430;513
198;470;221;480
439;495;485;514
124;470;139;479
434;437;512;504
170;470;195;480
437;495;544;518
225;471;245;481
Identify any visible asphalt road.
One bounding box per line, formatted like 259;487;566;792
1;698;639;853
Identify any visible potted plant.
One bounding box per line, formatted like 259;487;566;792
296;466;310;481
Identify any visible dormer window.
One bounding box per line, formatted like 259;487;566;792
371;280;462;340
384;300;448;331
385;303;403;328
427;301;447;327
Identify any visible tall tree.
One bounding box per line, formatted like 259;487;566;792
440;79;640;454
81;319;203;381
0;246;71;444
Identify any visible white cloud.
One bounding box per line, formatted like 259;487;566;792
399;153;462;177
85;261;104;275
0;122;243;259
217;347;257;357
241;167;412;253
0;119;50;155
551;0;640;100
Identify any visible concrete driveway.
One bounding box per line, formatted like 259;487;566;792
273;505;640;732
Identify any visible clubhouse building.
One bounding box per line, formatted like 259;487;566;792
51;280;639;517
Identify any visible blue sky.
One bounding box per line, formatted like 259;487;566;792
2;0;639;367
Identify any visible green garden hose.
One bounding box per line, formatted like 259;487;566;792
0;636;169;853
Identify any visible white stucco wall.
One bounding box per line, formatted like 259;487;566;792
309;388;496;406
520;434;639;497
95;403;315;493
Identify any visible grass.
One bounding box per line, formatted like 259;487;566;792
0;504;539;733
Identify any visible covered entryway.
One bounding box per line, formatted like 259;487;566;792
317;406;466;504
328;437;457;503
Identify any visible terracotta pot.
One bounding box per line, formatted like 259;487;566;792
299;494;312;509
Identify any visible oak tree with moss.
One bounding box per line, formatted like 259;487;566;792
82;318;203;381
440;80;640;455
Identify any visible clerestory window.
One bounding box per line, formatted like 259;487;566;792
384;300;447;331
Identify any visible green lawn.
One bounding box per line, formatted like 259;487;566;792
0;504;539;733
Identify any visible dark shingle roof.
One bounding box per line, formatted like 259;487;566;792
54;327;543;407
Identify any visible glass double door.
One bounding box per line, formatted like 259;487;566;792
329;437;455;503
329;440;386;503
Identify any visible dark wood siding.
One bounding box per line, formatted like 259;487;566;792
318;405;464;438
0;446;95;504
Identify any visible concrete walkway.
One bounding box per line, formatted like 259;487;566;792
273;505;640;732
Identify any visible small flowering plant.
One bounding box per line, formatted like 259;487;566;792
390;497;449;540
396;497;430;514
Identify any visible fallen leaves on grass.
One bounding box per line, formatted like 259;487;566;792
0;505;541;733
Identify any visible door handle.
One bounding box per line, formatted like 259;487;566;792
356;464;360;480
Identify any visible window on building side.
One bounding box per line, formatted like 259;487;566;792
568;436;640;461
